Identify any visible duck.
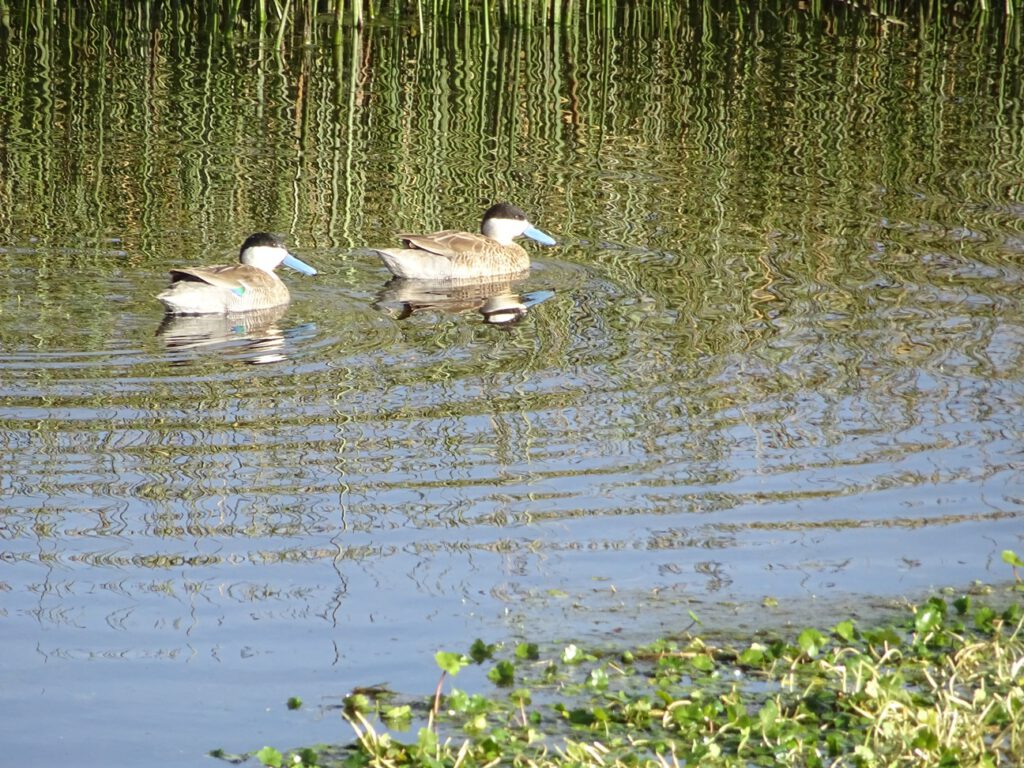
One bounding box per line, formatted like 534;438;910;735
157;232;317;315
372;202;556;280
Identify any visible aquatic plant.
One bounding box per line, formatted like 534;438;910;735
225;562;1024;767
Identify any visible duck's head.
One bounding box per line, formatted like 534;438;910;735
480;203;557;247
239;232;318;276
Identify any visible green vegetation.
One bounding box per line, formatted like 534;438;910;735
220;554;1024;767
0;0;1019;49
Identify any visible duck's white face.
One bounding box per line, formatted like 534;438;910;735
242;244;290;272
483;215;557;247
242;244;318;275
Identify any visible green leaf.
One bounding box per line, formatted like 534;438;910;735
343;693;370;715
565;707;597;725
382;704;412;727
915;604;943;634
514;642;540;660
833;620;856;642
1001;549;1024;568
758;699;780;731
739;645;765;667
863;626;902;647
487;660;516;686
435;651;469;676
587;667;609;691
510;687;532;705
446;689;470;713
912;728;939;750
255;747;283;768
974;605;996;632
416;727;438;753
562;644;581;663
654;689;674;706
853;745;876;762
797;628;825;657
469;639;497;663
689;654;714;673
825;731;845;756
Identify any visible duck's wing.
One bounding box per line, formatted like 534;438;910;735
398;230;493;259
168;264;264;293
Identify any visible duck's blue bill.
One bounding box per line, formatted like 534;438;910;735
523;226;556;246
283;253;318;276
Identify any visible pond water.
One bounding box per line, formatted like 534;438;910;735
1;3;1022;765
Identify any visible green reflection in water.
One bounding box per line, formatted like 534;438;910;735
1;18;1022;768
0;2;1021;552
0;4;1020;330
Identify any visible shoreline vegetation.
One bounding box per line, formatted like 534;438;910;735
219;553;1024;768
0;0;1019;48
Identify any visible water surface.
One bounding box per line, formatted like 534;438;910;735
1;4;1022;765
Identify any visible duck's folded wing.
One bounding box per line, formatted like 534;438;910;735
399;230;490;258
168;264;256;292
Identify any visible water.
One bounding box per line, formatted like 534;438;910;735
1;4;1022;765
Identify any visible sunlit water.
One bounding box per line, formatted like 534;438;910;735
1;5;1022;765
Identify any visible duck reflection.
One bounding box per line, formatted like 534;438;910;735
156;305;306;364
374;276;554;325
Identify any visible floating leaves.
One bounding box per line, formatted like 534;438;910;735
237;588;1024;767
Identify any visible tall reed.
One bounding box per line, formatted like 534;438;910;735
0;0;1017;49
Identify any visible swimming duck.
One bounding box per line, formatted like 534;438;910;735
158;232;317;315
372;202;556;280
